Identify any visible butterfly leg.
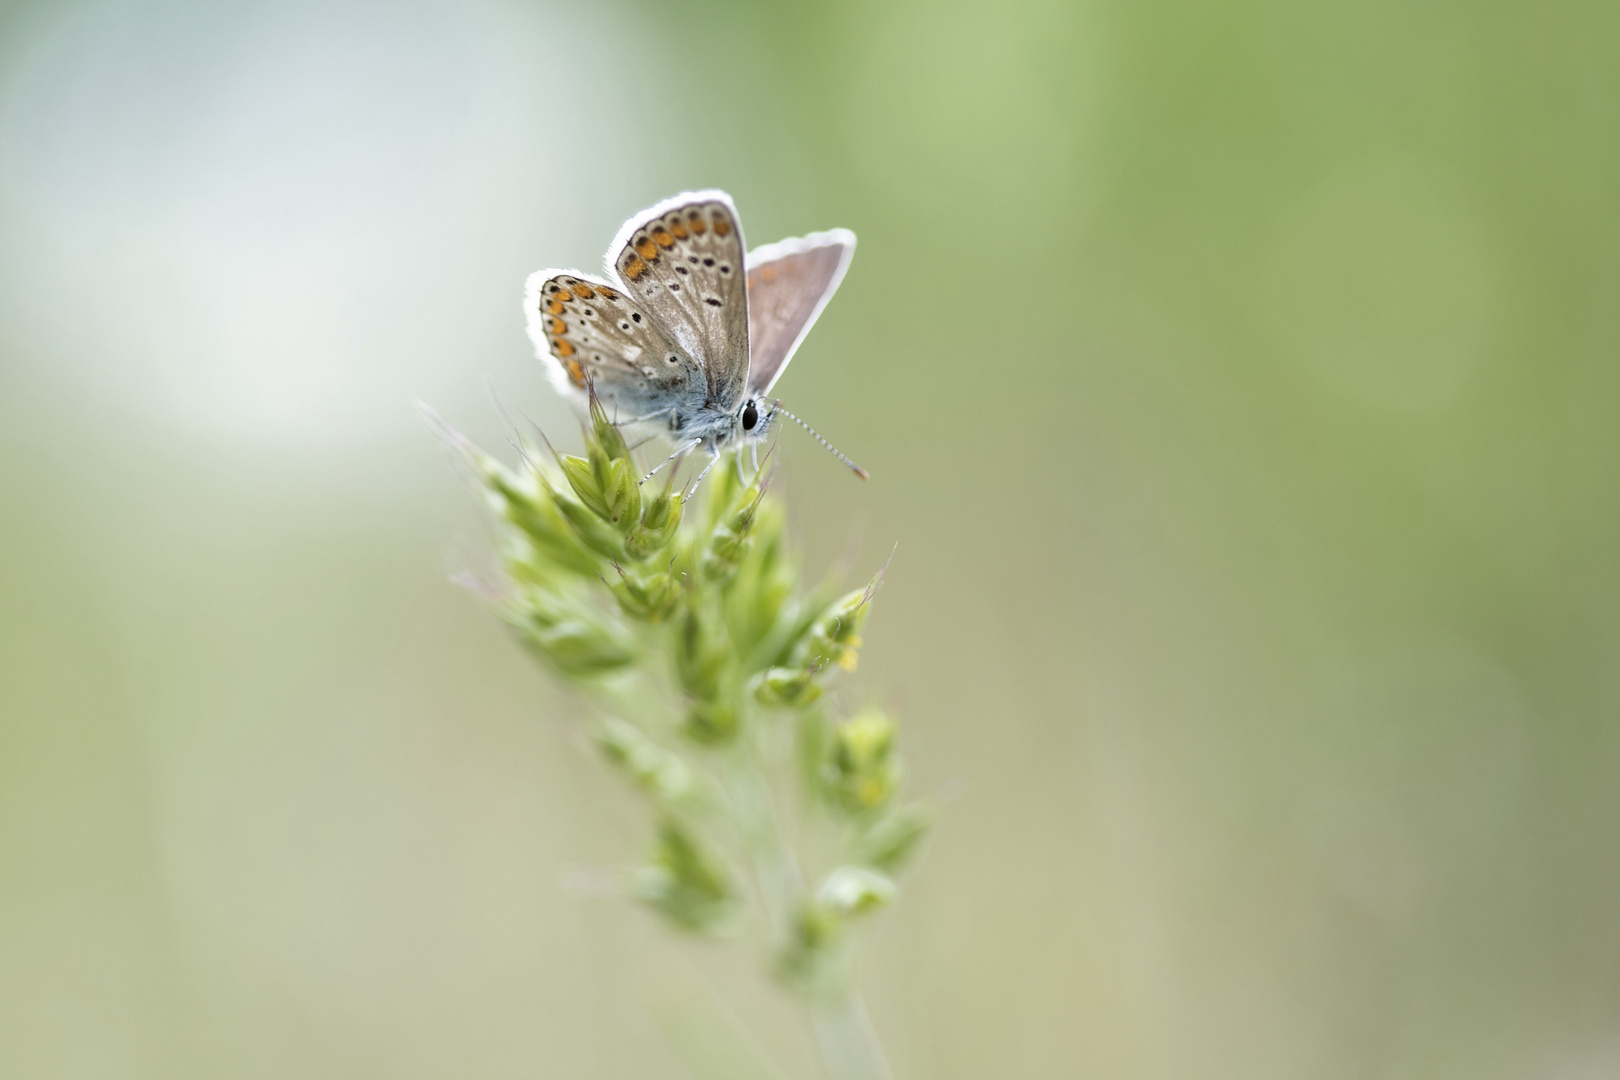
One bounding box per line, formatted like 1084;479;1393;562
688;448;722;492
640;438;700;486
749;441;759;476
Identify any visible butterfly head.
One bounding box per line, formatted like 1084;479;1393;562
754;399;869;480
736;397;777;442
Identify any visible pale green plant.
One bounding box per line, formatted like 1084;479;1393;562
425;392;928;1080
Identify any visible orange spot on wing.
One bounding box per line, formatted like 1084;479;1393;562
651;228;675;248
566;359;586;387
711;214;731;237
571;283;596;300
688;214;706;235
635;237;658;260
670;220;689;239
760;264;778;282
555;338;576;358
548;317;566;335
624;255;647;280
596;286;619;300
547;298;566;315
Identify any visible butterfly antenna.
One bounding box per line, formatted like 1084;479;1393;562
768;402;869;480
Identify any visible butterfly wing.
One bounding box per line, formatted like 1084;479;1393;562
606;191;750;408
744;229;855;397
524;269;696;417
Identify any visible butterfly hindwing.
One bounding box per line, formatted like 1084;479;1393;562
524;269;697;417
607;191;750;407
744;229;856;397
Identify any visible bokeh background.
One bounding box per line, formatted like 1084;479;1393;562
3;0;1618;1077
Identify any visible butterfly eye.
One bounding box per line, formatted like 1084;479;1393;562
741;402;759;431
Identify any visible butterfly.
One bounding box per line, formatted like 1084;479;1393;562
523;190;862;478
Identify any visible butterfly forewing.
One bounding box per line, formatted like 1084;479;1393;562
524;270;696;416
608;191;749;406
744;229;856;397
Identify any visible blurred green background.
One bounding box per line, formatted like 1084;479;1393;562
2;0;1618;1077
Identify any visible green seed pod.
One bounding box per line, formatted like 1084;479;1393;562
610;563;682;622
775;866;894;992
774;902;843;989
701;451;749;533
560;452;641;532
624;477;685;560
750;666;822;709
683;699;740;746
483;463;603;579
557;389;642;531
420;404;611;577
511;613;636;676
854;802;932;871
816;865;896;917
701;473;766;583
558;453;607;518
633;818;736;933
585;386;632;462
505;582;636;676
723;499;796;660
549;481;627;561
594;717;701;807
793;572;881;673
821;708;902;815
674;599;731;703
774;867;894;984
